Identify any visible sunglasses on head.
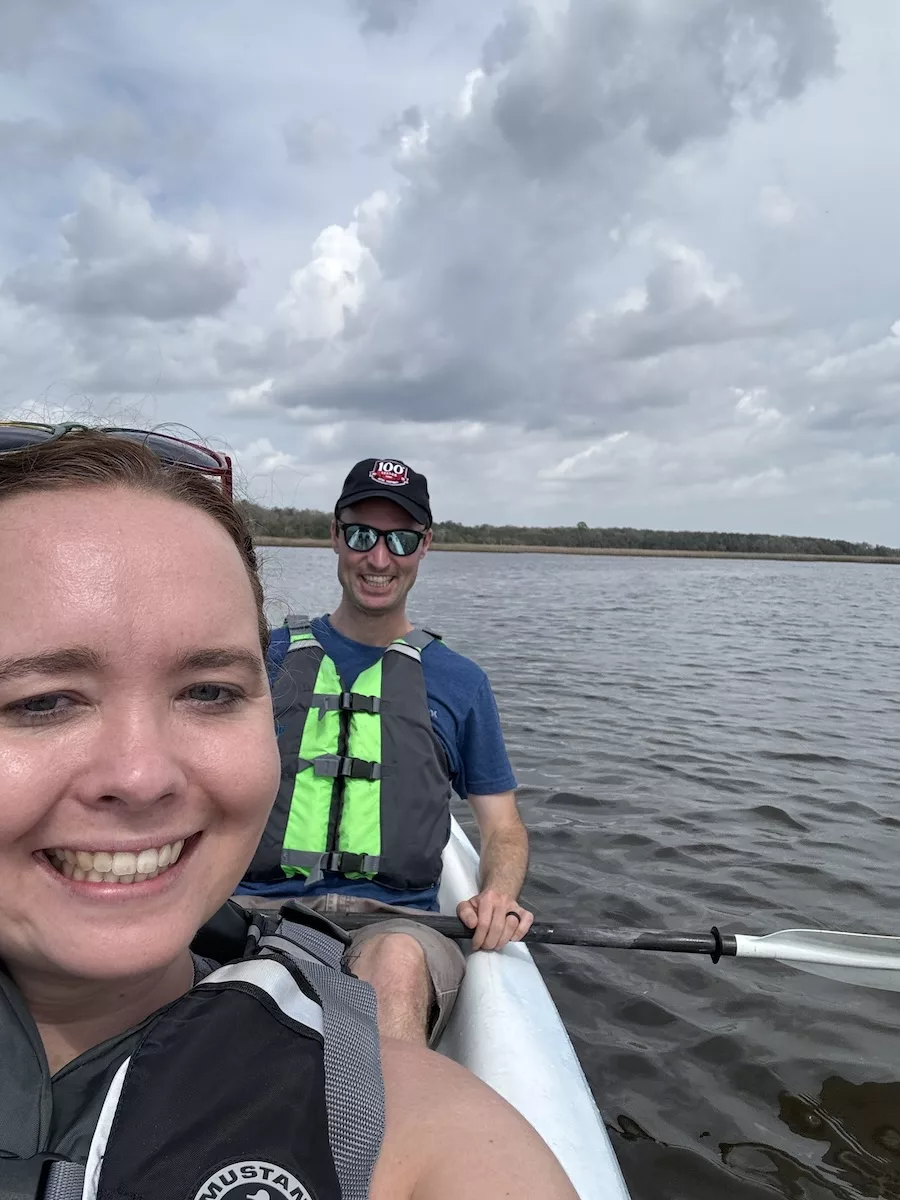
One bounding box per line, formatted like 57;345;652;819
338;521;425;557
0;423;233;497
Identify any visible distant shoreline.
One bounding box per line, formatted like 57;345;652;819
254;537;900;565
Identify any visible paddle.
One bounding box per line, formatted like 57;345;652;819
278;909;900;992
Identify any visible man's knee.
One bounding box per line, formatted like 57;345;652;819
345;920;465;1046
349;931;430;993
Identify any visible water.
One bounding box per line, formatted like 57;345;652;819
260;547;900;1200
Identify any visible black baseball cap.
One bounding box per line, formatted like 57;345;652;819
335;458;432;526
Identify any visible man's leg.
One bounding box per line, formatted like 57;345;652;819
339;911;466;1047
346;931;432;1045
232;893;466;1045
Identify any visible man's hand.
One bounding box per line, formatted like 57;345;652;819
457;890;534;951
461;792;532;950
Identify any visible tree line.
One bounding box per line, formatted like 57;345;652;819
239;502;899;558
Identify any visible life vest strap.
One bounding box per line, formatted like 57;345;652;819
399;628;440;650
296;754;382;781
312;692;382;718
284;612;312;634
281;850;381;883
0;1153;84;1200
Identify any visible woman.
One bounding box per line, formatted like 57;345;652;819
0;424;577;1200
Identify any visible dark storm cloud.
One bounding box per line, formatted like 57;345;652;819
4;172;247;321
492;0;837;170
270;359;502;424
349;0;420;36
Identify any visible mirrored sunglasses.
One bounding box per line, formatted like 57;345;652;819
339;521;425;557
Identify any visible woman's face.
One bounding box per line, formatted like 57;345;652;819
0;486;279;983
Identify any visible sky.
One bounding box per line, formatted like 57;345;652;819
1;0;899;543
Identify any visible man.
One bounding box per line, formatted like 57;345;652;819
237;457;533;1046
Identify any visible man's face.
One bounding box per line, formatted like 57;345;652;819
331;497;431;616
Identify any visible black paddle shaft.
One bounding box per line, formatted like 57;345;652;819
265;904;738;961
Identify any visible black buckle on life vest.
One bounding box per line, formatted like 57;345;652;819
342;693;381;714
0;1154;72;1200
313;693;381;718
329;851;370;875
343;756;381;780
313;755;382;781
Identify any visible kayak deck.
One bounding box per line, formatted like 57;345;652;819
435;817;631;1200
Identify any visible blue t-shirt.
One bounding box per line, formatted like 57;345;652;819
237;616;517;910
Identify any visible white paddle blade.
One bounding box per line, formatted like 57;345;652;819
772;960;900;992
734;929;900;992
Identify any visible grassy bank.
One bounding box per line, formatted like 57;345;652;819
254;537;900;564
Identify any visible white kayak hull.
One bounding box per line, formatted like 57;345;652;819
435;817;631;1200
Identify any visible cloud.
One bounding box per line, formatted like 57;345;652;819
0;0;90;69
4;171;246;320
276;207;383;340
378;105;427;156
538;432;639;483
800;321;900;435
483;0;836;171
283;117;339;165
350;0;421;35
227;379;277;414
759;183;799;227
221;0;836;442
574;239;789;360
4;0;900;542
236;436;304;478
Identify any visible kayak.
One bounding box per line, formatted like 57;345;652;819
435;817;632;1200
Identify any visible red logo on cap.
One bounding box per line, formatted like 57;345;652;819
370;460;409;487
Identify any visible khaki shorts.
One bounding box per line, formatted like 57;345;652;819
305;894;466;1046
235;893;466;1046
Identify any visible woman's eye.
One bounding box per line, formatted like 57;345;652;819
184;684;241;707
5;694;75;723
25;695;63;712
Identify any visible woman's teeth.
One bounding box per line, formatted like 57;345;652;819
45;840;185;884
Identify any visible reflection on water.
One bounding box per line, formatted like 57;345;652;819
726;1078;900;1199
618;1077;900;1199
264;548;900;1200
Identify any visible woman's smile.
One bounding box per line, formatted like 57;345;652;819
33;832;204;901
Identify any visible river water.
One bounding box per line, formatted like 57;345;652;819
261;546;900;1200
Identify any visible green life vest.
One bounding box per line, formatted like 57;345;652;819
246;617;452;890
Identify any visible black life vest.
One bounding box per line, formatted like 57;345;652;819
0;903;383;1200
246;617;452;891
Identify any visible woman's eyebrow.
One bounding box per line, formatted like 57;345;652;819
172;647;266;679
0;646;266;685
0;647;104;684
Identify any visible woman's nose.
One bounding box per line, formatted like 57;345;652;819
76;707;188;810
